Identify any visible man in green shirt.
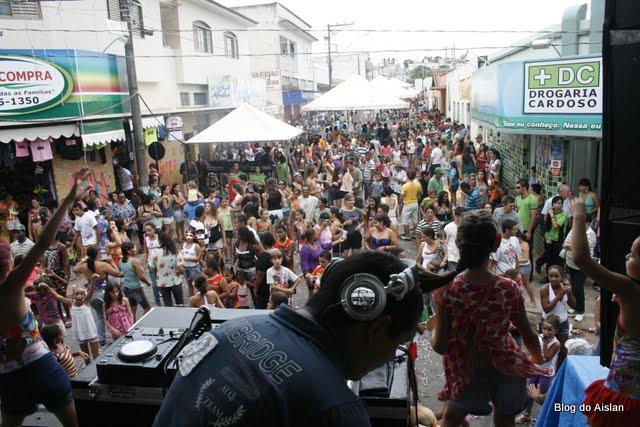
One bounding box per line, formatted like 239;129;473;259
427;168;444;195
515;180;539;241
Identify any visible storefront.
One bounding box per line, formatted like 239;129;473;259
471;55;602;196
0;49;130;210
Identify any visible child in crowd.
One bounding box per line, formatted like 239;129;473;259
41;324;90;378
308;250;332;297
26;276;67;335
219;266;238;308
45;276;100;360
371;173;384;199
188;274;225;310
204;259;227;302
266;250;302;304
274;224;294;268
540;265;576;371
490;219;521;275
65;235;77;270
267;291;289;310
233;270;252;309
516;314;561;424
431;211;546;426
103;282;133;340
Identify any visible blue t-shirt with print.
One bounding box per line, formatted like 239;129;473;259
153;306;370;427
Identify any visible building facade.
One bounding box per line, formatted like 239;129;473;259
470;0;604;196
232;2;317;123
0;0;265;195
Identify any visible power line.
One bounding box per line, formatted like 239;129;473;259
6;43;593;59
0;26;601;34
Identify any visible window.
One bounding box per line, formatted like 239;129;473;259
106;0;122;21
193;92;208;106
193;21;213;53
280;36;288;55
130;1;144;38
288;41;296;57
0;0;42;19
107;0;144;37
180;92;190;106
224;32;238;59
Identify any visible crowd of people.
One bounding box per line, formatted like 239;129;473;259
0;106;637;427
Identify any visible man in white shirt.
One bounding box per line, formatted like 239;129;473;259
299;186;319;221
492;196;521;232
541;183;573;217
10;225;34;259
490;219;521;275
444;207;463;272
390;164;407;194
430;140;444;174
562;212;597;322
72;203;98;256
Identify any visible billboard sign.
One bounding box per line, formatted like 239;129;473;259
0;49;130;123
524;57;602;115
0;55;73;116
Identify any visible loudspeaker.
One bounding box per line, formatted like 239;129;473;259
599;0;640;366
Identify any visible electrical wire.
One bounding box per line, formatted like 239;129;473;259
2;42;594;59
0;26;600;34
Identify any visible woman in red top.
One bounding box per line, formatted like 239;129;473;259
431;211;547;427
273;224;294;269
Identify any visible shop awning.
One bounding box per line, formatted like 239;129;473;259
0;123;78;144
81;119;126;148
129;115;165;130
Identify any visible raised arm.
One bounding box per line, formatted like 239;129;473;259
0;168;87;316
572;198;634;295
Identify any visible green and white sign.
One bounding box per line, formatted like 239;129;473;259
524;57;602;115
0;55;73;116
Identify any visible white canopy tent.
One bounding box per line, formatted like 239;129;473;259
302;75;409;111
185;103;304;144
370;75;419;99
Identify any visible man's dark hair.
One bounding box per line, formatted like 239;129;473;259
85;200;96;211
454;206;465;217
460;181;471;192
501;219;517;232
518;179;530;190
319;250;332;261
195;205;205;218
239;173;248;182
502;195;515;205
260;232;275;248
236;213;248;225
306;252;423;338
531;183;542;194
407;170;416;180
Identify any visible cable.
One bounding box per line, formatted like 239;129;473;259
3;42;594;59
0;26;600;34
137;93;188;144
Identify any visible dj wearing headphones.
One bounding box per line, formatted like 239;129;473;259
154;252;453;427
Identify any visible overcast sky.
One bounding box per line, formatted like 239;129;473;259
225;0;591;63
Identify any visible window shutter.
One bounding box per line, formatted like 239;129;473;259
106;0;121;21
10;1;42;19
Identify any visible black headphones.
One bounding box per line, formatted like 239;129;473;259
321;258;416;321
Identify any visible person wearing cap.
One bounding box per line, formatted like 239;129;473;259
428;168;444;195
10;224;34;259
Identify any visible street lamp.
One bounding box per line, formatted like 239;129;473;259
531;38;562;56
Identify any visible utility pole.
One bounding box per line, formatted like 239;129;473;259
327;24;332;89
123;0;148;190
325;22;353;89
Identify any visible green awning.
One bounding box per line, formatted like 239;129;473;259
81;119;126;148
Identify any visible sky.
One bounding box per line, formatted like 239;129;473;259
224;0;591;65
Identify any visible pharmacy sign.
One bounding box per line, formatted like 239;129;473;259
524;57;602;115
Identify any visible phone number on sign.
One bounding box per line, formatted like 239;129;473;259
0;96;41;107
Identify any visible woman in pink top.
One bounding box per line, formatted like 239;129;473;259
430;211;547;426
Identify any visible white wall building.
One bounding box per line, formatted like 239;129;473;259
444;62;477;126
232;2;317;122
0;0;258;139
